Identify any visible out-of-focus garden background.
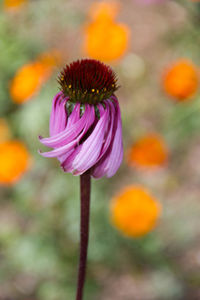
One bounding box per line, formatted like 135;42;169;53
1;0;200;299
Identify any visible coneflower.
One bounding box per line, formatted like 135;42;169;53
39;59;123;300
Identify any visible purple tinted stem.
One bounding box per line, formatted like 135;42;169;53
76;171;91;300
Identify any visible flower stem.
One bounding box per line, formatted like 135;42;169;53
76;171;91;300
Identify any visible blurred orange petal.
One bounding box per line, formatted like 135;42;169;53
10;51;60;104
4;0;27;10
83;1;130;62
127;134;168;168
89;1;120;21
10;62;47;104
84;19;130;62
0;140;31;185
110;185;161;237
163;59;199;101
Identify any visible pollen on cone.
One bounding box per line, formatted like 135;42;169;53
0;141;30;185
127;134;168;168
110;186;161;237
83;1;130;62
163;59;199;101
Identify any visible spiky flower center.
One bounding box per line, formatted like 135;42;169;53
58;59;118;104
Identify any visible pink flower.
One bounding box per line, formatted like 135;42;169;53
39;59;123;178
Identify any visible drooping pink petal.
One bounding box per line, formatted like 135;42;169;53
49;92;62;136
66;103;80;128
40;105;96;159
39;139;78;158
69;103;110;175
39;104;90;148
95;100;115;161
92;98;123;178
61;104;97;172
58;148;75;164
91;100;117;178
59;105;96;165
61;146;81;173
106;114;123;177
49;92;68;136
106;96;123;177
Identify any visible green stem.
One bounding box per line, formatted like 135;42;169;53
76;171;91;300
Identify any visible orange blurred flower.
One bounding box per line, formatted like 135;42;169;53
88;1;120;21
10;62;46;104
4;0;27;10
83;1;130;62
127;134;168;168
10;51;61;104
110;185;161;237
163;59;199;101
0;119;10;143
0;141;30;185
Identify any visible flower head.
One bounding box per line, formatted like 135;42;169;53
163;59;199;101
0;141;30;185
59;59;118;104
83;1;130;62
110;185;161;237
39;59;123;178
127;133;168;168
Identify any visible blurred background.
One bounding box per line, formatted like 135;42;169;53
1;0;200;299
